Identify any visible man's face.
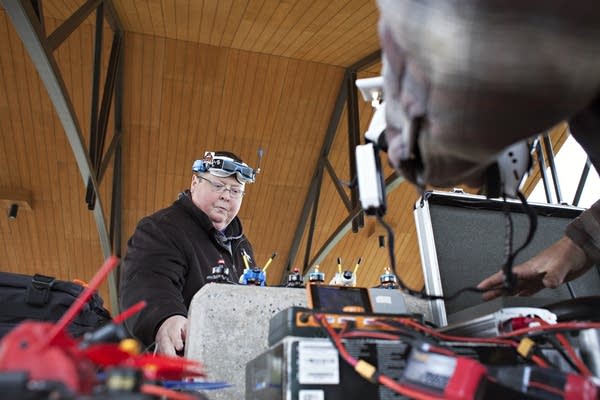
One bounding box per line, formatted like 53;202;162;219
190;173;244;231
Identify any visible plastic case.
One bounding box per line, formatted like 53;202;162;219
413;190;600;327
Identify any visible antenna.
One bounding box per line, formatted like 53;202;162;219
263;252;277;272
255;147;264;175
353;257;362;276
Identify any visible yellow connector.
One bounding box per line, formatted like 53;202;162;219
355;359;377;383
517;337;536;358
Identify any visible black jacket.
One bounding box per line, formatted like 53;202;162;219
119;190;254;346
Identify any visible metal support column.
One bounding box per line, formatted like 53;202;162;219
534;138;553;203
86;2;104;210
307;172;403;269
284;81;348;280
573;158;592;207
346;70;363;232
284;50;390;282
542;134;563;204
1;0;124;311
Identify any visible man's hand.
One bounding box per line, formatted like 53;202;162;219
155;315;188;356
477;236;593;301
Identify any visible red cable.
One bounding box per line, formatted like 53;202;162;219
530;355;549;368
500;321;600;338
339;324;457;357
530;318;593;377
340;330;402;341
140;383;197;400
315;314;446;400
389;318;517;347
317;313;596;398
556;333;592;376
528;380;565;397
378;318;548;367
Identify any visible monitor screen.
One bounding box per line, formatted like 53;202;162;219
307;285;373;313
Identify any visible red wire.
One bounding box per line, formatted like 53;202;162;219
316;313;597;399
528;380;565;396
377;318;548;367
556;333;592;376
314;314;355;367
315;314;445;400
500;321;600;338
425;345;456;357
339;330;457;357
530;355;549;368
387;318;518;347
530;318;593;376
340;330;402;341
140;383;197;400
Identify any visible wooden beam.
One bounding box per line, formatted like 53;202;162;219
0;188;33;210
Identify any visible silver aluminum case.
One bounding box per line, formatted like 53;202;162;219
413;190;600;327
414;193;447;327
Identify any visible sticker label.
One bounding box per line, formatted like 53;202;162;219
299;389;325;400
298;341;339;384
374;295;392;304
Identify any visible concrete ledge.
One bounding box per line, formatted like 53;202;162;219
185;283;431;399
186;284;308;399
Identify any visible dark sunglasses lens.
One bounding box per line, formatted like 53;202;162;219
221;160;252;179
220;160;237;172
237;166;253;179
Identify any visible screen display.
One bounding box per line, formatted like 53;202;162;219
308;285;372;313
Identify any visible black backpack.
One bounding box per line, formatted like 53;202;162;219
0;272;112;339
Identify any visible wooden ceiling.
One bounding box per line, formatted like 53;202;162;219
0;1;568;313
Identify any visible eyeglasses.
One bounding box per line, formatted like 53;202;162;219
196;175;245;198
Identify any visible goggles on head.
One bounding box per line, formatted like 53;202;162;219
192;152;258;184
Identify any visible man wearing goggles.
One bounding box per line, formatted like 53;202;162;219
120;151;258;356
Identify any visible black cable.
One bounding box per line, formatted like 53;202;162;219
377;214;483;302
501;195;516;291
543;335;582;374
501;191;538;293
377;190;538;302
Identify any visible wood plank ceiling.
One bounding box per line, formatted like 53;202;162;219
0;0;567;312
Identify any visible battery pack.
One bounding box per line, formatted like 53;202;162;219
246;337;410;400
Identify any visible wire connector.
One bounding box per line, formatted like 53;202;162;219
355;359;377;383
517;337;536;359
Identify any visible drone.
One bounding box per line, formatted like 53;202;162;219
0;256;205;399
